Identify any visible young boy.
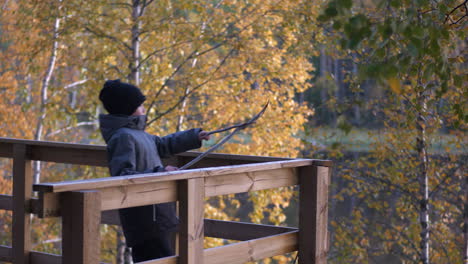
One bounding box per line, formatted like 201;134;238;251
98;79;209;262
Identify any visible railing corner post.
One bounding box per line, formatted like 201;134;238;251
298;163;331;264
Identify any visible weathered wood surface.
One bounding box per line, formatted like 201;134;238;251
100;211;297;241
134;231;298;264
0;195;41;215
35;164;302;217
30;251;62;264
0;245;12;262
178;178;205;264
299;165;330;264
12;144;32;264
0;137;291;167
204;219;297;241
61;191;101;264
0;194;12;211
204;231;298;264
0;137;331;264
34;160;310;193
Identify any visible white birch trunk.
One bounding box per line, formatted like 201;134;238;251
464;173;467;264
33;2;62;184
129;0;142;85
416;89;430;264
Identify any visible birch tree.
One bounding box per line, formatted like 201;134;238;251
318;0;467;263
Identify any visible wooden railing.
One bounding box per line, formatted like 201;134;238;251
0;137;331;264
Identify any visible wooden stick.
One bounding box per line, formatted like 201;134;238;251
180;101;269;170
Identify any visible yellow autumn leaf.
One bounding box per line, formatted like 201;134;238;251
388;78;401;94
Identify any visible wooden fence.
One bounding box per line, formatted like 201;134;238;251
0;137;331;264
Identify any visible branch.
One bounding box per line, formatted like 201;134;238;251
84;26;132;51
147;47;236;125
46;121;97;138
64;79;88;89
444;0;468;25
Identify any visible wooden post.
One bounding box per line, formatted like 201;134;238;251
12;144;32;264
178;178;204;264
62;191;101;264
298;165;330;264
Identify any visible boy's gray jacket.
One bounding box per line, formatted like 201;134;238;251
99;114;202;246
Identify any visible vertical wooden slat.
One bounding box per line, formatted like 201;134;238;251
12;144;32;264
298;165;330;264
178;178;204;264
62;191;101;264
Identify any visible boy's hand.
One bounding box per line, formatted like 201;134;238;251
165;165;179;171
199;131;210;141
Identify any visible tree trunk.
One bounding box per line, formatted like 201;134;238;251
129;0;142;85
416;89;430;264
464;173;467;264
33;2;62;184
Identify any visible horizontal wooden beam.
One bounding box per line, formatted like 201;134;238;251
34;159;310;193
101;210;120;225
204;231;298;264
0;194;12;211
205;167;297;197
0;227;297;264
0;245;12;262
204;219;297;241
36;165;300;217
136;231;298;264
138;255;177;264
100;212;296;241
0;137;291;168
30;251;61;264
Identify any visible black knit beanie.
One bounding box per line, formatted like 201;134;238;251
99;79;146;115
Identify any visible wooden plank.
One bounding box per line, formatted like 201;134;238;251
0;194;12;211
29;145;107;167
0;137;105;150
0;141;13;158
311;160;333;168
204;231;298;264
101;210;120;225
137;231;298;264
205;168;297;197
0;245;12;262
100;181;177;211
37;192;62;218
37;166;298;217
136;255;177;264
33;159;312;193
30;251;62;264
12;144;32;264
204;219;297;241
178;178;204;264
1;137;288;165
298;165;330;264
62;191;101;264
30;251;111;264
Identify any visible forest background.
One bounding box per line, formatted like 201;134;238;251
0;0;466;263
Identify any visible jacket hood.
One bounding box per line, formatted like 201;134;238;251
99;114;147;142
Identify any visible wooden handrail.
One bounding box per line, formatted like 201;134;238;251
0;137;331;264
33;159;314;193
0;137;290;167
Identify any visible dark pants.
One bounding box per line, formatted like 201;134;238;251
131;231;175;262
